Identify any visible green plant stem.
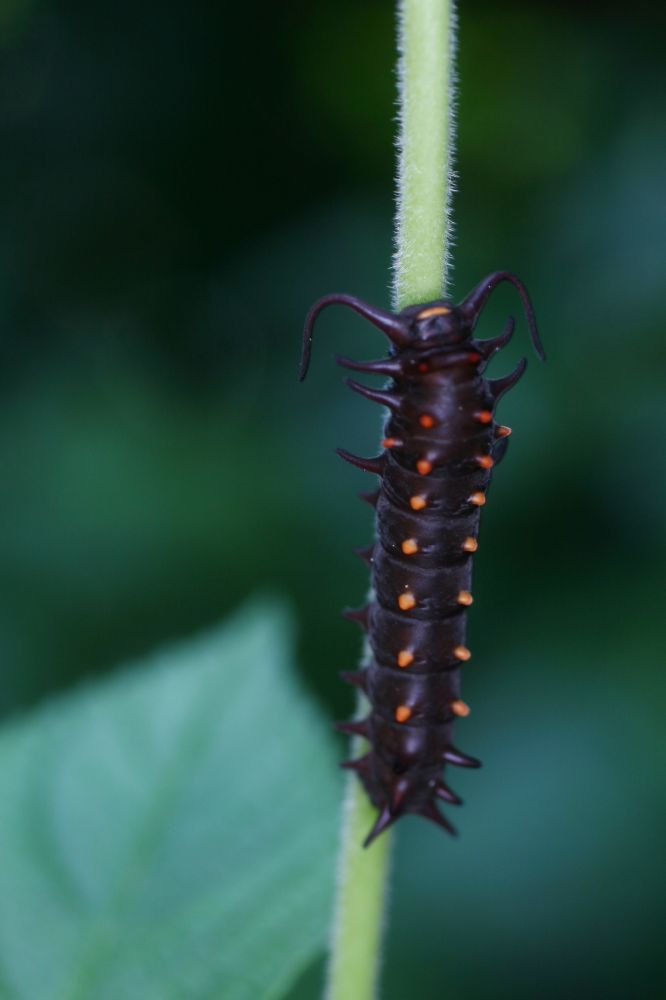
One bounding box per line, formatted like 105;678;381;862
325;717;391;1000
394;0;456;309
325;2;457;999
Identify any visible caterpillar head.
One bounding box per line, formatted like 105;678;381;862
398;301;467;348
298;270;543;380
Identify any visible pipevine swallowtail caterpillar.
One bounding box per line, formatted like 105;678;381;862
299;271;544;846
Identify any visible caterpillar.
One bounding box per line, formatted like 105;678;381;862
299;271;543;846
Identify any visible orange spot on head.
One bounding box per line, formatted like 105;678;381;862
416;459;433;476
475;410;493;424
469;491;486;506
496;425;512;438
418;362;429;373
395;704;413;723
397;649;414;668
398;591;416;611
451;699;471;717
401;538;419;555
382;437;402;449
419;413;435;429
468;352;481;364
410;495;427;511
476;455;494;469
457;590;473;606
454;645;472;661
462;536;478;553
417;306;451;319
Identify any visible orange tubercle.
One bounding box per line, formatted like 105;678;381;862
417;306;451;319
496;425;512;437
457;590;473;606
462;536;478;553
467;352;482;364
401;538;419;555
410;495;427;511
398;591;416;611
382;437;402;449
417;362;429;373
475;410;493;424
469;491;486;506
451;699;471;717
419;413;435;429
395;704;413;723
397;649;414;668
476;455;494;469
453;645;471;661
416;459;433;476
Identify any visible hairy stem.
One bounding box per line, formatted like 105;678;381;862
324;723;391;1000
325;2;457;998
394;0;457;309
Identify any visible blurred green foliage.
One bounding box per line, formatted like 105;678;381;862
0;601;339;998
0;1;664;997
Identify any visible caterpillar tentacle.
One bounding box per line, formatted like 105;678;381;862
301;272;542;844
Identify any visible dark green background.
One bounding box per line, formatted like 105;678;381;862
1;1;664;997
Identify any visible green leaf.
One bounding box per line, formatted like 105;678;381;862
0;600;341;1000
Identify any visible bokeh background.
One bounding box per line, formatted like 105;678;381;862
1;0;664;997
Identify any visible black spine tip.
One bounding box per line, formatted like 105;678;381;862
363;805;396;848
358;489;380;508
486;357;527;402
335;718;370;737
353;544;374;565
339;670;368;692
340;752;371;774
342;605;370;629
345;378;401;411
336;448;386;475
434;782;463;806
335;354;404;377
473;315;515;361
419;800;458;837
443;747;482;769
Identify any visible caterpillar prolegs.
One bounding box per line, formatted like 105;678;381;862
299;272;543;846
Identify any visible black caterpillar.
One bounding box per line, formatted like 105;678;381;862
299;272;543;846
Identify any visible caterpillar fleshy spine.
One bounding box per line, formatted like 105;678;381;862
300;271;543;846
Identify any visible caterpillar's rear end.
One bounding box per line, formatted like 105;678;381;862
299;272;543;846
